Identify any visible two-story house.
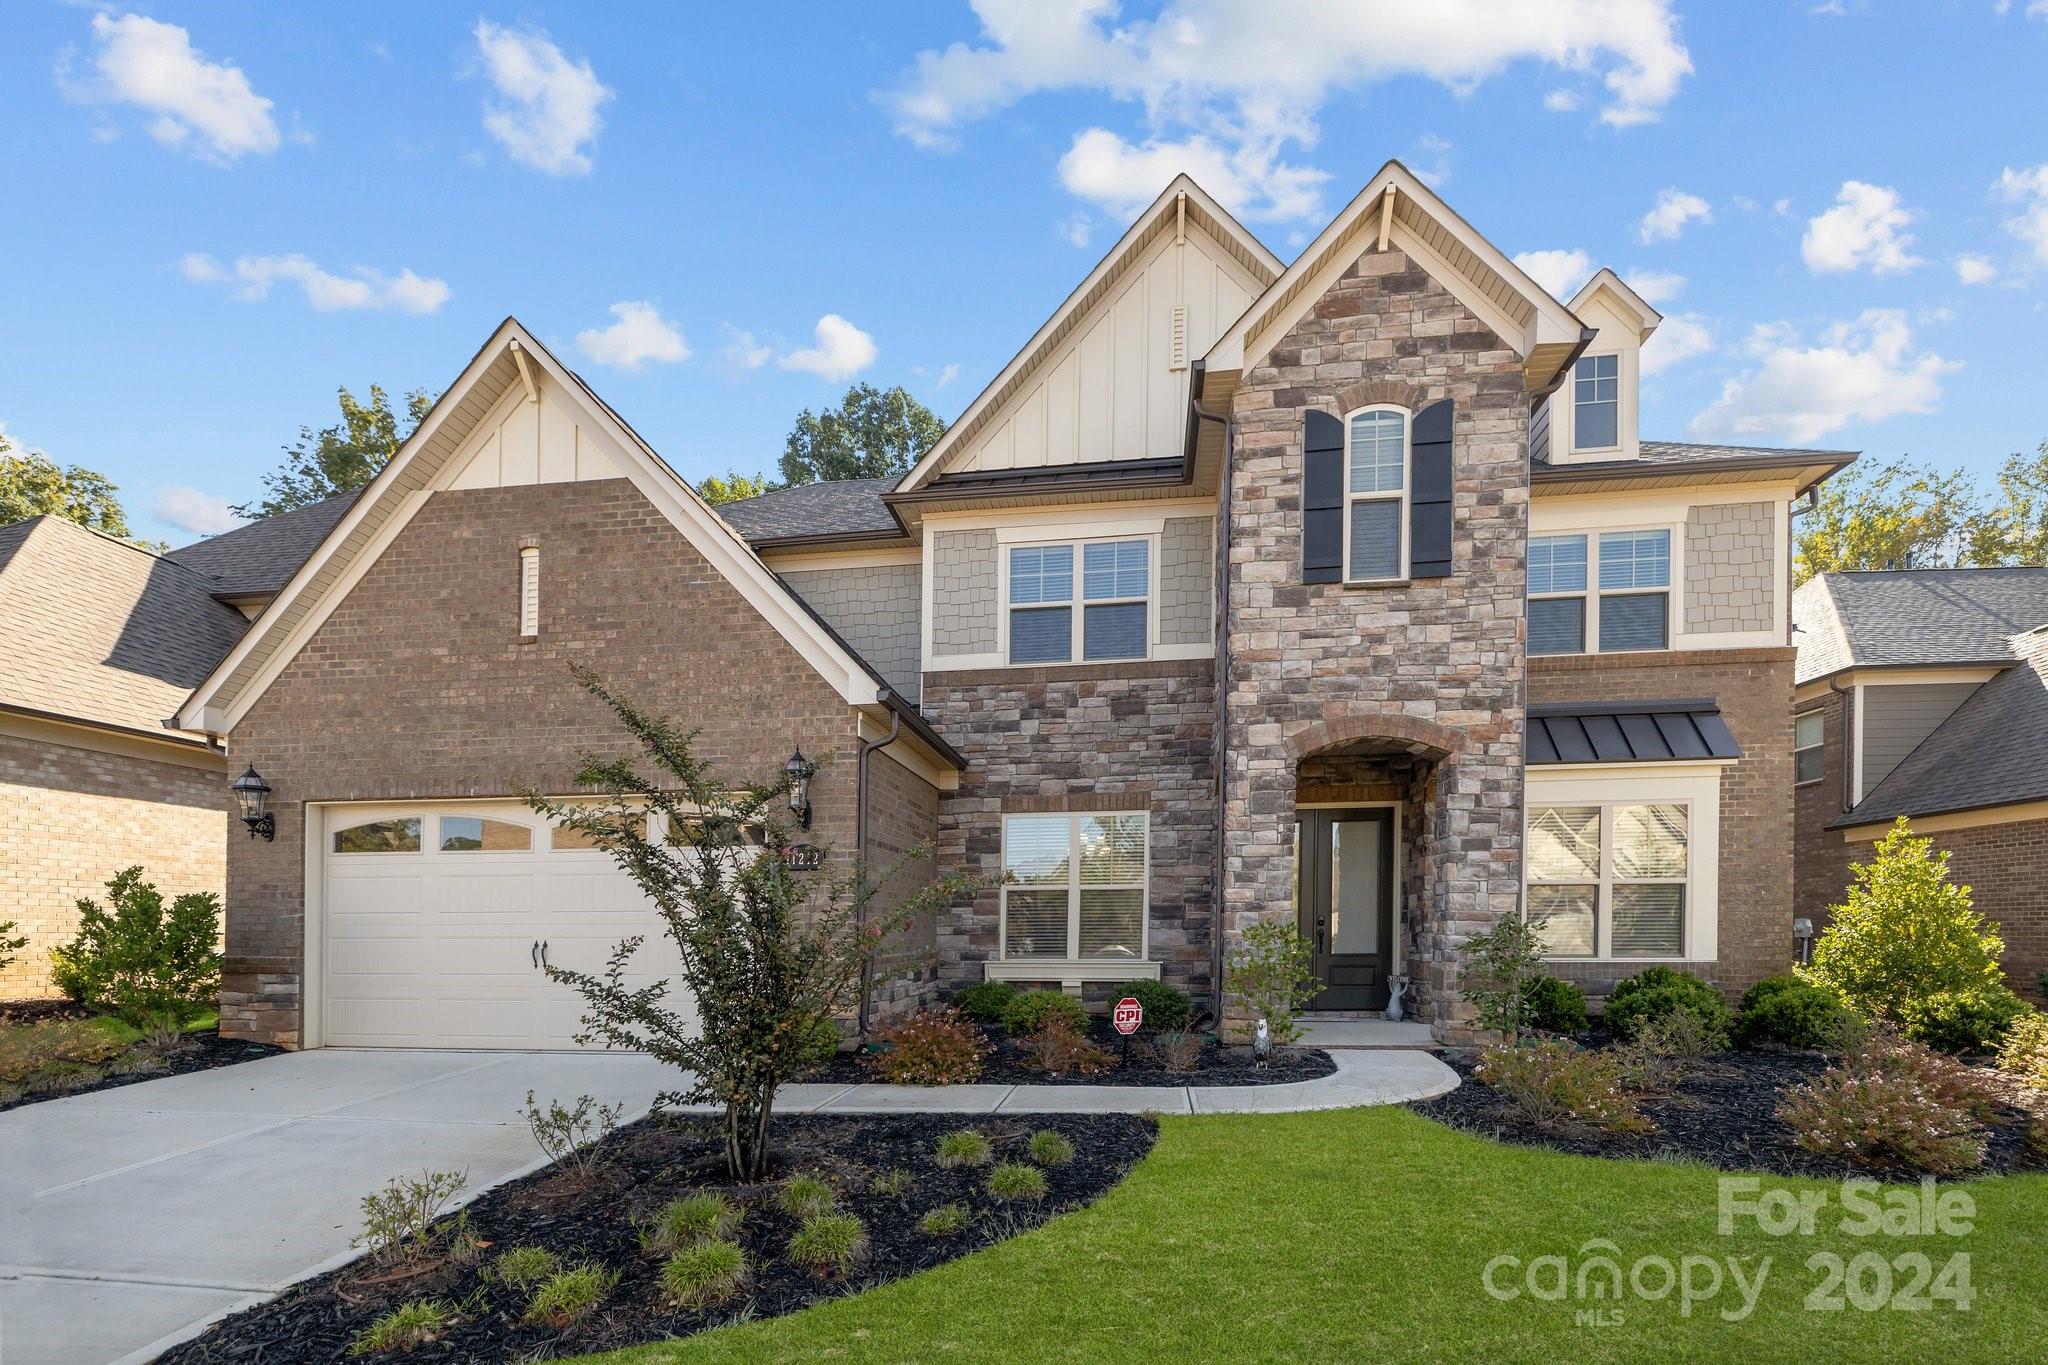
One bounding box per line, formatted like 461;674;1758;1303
171;162;1852;1046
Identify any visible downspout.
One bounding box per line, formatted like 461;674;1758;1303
854;691;904;1038
1190;386;1233;1026
1828;676;1854;815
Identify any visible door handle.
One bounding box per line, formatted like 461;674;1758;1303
540;940;550;971
530;940;539;969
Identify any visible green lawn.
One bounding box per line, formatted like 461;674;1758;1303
573;1107;2048;1364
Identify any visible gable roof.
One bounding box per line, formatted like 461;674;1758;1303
166;490;363;600
1794;568;2048;686
0;516;245;745
717;475;903;547
1839;625;2048;826
1568;267;1661;342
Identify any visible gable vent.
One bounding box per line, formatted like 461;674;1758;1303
1169;305;1188;372
519;546;540;636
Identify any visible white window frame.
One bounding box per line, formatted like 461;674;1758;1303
997;811;1150;963
1341;404;1410;585
1793;709;1825;786
1002;535;1155;666
1595;527;1674;652
1571;353;1622;454
1527;533;1590;656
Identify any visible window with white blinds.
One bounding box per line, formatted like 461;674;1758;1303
519;546;540;636
1526;801;1689;959
1000;812;1148;961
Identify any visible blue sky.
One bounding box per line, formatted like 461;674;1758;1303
4;1;2047;545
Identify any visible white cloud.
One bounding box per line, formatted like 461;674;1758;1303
1058;212;1094;247
63;13;280;163
1955;253;1998;285
1511;248;1591;300
576;302;690;371
1637;188;1711;243
1624;268;1686;305
1691;309;1958;443
718;327;773;372
1801;181;1924;274
152;486;246;537
1640;313;1713;376
778;315;877;382
1995;163;2048;263
1542;88;1582;112
1410;133;1452;189
472;20;612;176
1056;126;1327;222
887;0;1691;222
182;252;450;313
934;362;962;389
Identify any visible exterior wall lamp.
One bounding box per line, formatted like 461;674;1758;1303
785;748;815;831
232;765;275;841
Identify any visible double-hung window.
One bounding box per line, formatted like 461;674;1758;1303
1007;539;1149;664
1345;408;1408;582
1527;802;1689;958
1528;535;1589;655
1001;812;1148;961
1794;711;1825;785
1598;530;1671;651
1573;354;1620;451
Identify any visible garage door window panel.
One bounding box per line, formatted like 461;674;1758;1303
440;816;533;852
333;817;422;854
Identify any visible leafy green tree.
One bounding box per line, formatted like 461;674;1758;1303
0;436;134;538
778;383;944;486
1795;457;1984;583
1966;441;2048;567
234;384;435;518
1456;914;1553;1043
50;867;222;1047
697;470;773;506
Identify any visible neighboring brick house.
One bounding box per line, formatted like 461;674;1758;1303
167;162;1851;1048
1792;569;2048;998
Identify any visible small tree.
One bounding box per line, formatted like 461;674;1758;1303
51;868;221;1045
0;920;26;975
528;667;970;1181
1458;914;1551;1043
1227;920;1319;1045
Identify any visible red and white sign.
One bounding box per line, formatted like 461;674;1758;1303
1112;996;1144;1036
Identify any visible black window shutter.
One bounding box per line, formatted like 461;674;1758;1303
1301;410;1345;583
1409;398;1454;578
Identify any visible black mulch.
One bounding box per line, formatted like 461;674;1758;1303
1411;1047;2048;1182
0;998;92;1026
805;1017;1335;1088
158;1109;1157;1364
0;1010;284;1116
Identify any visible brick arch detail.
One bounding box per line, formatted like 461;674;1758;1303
1333;377;1431;415
1288;713;1465;761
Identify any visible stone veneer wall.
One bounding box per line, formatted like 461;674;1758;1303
1296;750;1434;974
782;563;923;702
921;658;1217;1000
1224;244;1531;1036
1684;502;1775;634
930;531;996;658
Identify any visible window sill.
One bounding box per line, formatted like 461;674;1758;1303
984;959;1160;988
516;634;539;645
1339;578;1412;591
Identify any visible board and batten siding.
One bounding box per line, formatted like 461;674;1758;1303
1860;681;1983;797
782;564;923;703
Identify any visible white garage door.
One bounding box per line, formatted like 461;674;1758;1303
318;802;695;1049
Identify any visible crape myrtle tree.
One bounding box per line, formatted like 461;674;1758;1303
527;666;971;1181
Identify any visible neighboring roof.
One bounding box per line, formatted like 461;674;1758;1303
166;490;363;599
0;516;246;744
1793;568;2048;685
1839;625;2048;826
716;476;901;546
1527;700;1743;766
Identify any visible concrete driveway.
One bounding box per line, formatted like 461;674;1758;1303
0;1049;676;1365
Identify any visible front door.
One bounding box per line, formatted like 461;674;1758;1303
1296;808;1396;1011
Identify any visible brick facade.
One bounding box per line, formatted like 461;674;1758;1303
0;730;228;996
1532;647;1799;999
220;478;939;1046
1792;688;1853;932
1224;244;1530;1037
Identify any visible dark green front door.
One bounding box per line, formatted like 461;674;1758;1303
1296;808;1395;1011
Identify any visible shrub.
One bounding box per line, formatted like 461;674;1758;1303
524;669;974;1181
865;1007;993;1085
986;1161;1049;1202
0;920;25;975
869;1167;914;1197
933;1129;992;1169
999;989;1089;1038
1227;920;1319;1045
50;868;221;1045
1777;1030;2001;1175
1898;983;2028;1054
778;1173;837;1221
798;1016;843;1067
1995;1010;2048;1090
1734;975;1854;1050
661;1240;750;1310
1017;1014;1113;1076
952;980;1019;1025
1603;967;1732;1047
1111;979;1192;1032
520;1090;624;1179
523;1262;616;1327
1474;1039;1652;1135
354;1170;468;1266
1025;1129;1076;1167
788;1212;868;1278
918;1202;970;1236
643;1193;742;1253
1804;820;2010;1034
1143;1029;1205;1073
1522;975;1589;1035
1611;1008;1724;1095
0;1018;127;1085
1457;915;1551;1043
348;1299;458;1355
490;1246;559;1292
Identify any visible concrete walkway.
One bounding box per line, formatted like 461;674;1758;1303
0;1046;1454;1365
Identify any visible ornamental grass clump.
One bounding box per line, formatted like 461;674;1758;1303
788;1212;868;1279
869;1167;915;1197
933;1128;992;1169
778;1173;837;1220
348;1299;458;1356
864;1007;993;1085
489;1245;559;1292
661;1240;751;1310
1474;1039;1652;1136
523;1262;617;1327
986;1161;1049;1202
1025;1129;1076;1167
1777;1028;2002;1175
642;1193;743;1254
919;1202;970;1236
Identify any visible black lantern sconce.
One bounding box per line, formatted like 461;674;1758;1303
231;765;275;841
785;748;815;831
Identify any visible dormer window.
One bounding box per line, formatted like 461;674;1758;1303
1572;354;1620;452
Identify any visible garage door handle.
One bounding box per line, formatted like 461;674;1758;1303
530;940;539;970
540;940;551;971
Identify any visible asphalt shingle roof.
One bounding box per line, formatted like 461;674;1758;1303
0;516;248;739
1793;568;2048;685
166;490;362;599
714;476;901;544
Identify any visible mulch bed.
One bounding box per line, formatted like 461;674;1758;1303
158;1109;1157;1363
0;1006;284;1116
1411;1047;2048;1181
806;1016;1335;1088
